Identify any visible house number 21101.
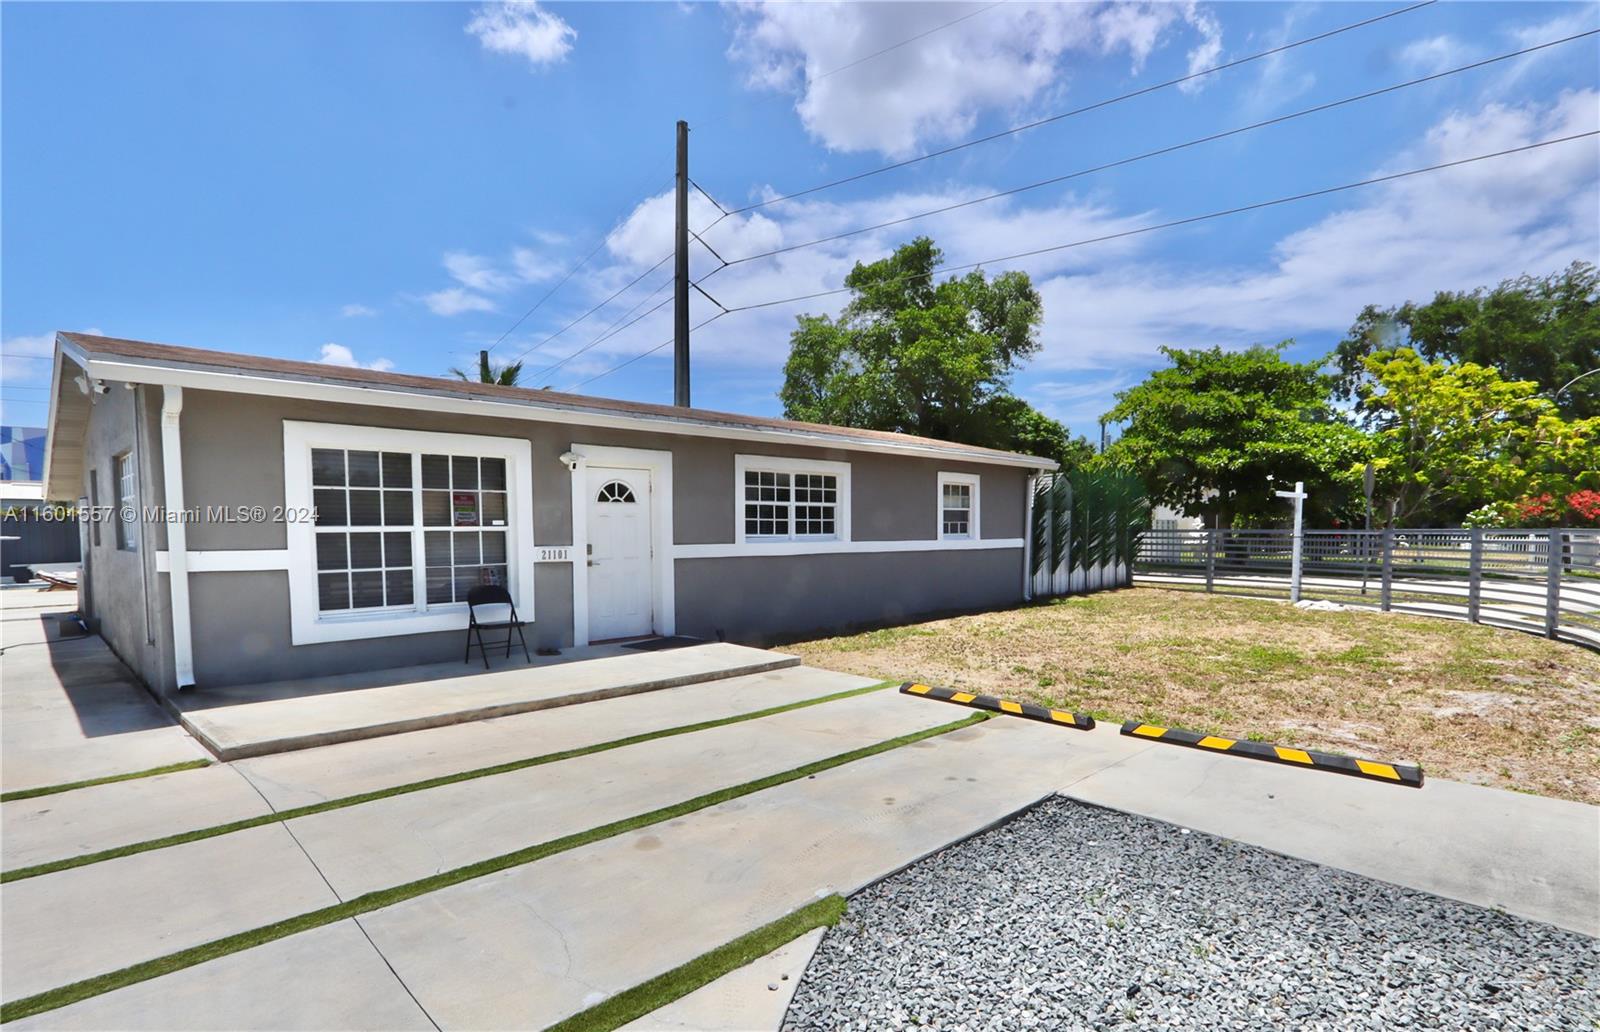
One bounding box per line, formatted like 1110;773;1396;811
537;547;572;562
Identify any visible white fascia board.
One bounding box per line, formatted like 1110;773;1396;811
70;355;1058;471
674;537;1024;559
41;341;81;501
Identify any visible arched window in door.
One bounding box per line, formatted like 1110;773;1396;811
596;480;637;504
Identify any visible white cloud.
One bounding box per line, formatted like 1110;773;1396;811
340;303;377;318
1;332;57;394
728;1;1223;157
443;251;518;293
316;342;395;372
465;2;575;69
1397;35;1475;75
544;92;1595;430
511;246;563;283
422;287;498;317
1023;89;1600;377
418;242;569;317
1176;5;1224;94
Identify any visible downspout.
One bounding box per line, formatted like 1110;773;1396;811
1022;473;1037;601
160;385;196;689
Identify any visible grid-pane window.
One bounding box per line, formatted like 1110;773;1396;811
794;474;838;537
421;454;509;604
312;448;414;613
743;470;791;538
942;482;973;537
114;452;139;552
938;474;979;540
742;467;840;541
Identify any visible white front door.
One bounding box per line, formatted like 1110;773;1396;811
586;467;654;640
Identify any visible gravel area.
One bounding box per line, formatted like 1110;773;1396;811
784;798;1598;1031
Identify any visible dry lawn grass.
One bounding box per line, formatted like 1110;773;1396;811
786;588;1600;804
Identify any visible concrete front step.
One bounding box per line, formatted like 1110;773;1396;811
175;643;801;760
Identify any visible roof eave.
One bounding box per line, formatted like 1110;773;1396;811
63;344;1059;471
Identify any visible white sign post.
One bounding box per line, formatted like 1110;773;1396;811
1275;480;1307;603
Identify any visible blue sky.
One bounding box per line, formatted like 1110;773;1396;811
3;1;1597;439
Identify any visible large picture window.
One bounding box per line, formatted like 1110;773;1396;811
285;423;533;644
734;455;850;545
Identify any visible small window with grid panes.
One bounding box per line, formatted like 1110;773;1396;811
743;467;839;541
938;474;978;540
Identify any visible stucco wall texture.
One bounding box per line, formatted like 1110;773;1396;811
97;388;1036;691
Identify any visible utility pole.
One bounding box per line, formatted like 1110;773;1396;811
673;119;691;408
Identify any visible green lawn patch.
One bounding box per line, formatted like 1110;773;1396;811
0;760;212;804
0;710;987;1023
2;680;897;884
546;894;848;1032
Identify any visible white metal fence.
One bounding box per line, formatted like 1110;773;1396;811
1134;527;1600;651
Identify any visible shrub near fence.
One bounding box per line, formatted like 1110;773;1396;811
1135;526;1600;650
1028;471;1149;598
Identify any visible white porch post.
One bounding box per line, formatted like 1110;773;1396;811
566;452;589;648
160;385;196;688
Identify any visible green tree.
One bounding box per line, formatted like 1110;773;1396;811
1358;348;1600;524
1334;261;1600;418
1100;343;1370;527
450;350;524;386
779;237;1086;466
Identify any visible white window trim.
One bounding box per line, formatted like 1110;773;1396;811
114;449;139;552
567;443;675;648
733;454;851;546
937;472;981;542
284;421;534;645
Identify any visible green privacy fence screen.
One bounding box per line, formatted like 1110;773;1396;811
1028;470;1150;597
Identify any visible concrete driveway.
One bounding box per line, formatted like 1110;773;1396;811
0;590;209;794
3;624;1595;1030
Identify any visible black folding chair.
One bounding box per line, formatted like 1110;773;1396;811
464;584;531;668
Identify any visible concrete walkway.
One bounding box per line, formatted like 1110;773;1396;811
8;682;1596;1029
0;594;209;795
175;642;802;759
0;677;928;1003
4;666;871;872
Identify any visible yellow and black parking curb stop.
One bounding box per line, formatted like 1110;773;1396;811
1119;722;1423;788
900;682;1095;730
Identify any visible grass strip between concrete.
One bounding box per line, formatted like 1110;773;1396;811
0;761;212;804
2;680;898;883
0;710;989;1023
545;894;849;1032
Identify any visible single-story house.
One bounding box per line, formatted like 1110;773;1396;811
40;333;1057;693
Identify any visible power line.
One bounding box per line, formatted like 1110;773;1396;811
504;251;672;366
485;177;671;357
528;281;674;382
811;2;1007;81
718;0;1439;215
716;131;1599;314
566;129;1595;394
711;28;1598;270
563;314;727;392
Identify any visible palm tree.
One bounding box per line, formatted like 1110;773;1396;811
450;350;524;387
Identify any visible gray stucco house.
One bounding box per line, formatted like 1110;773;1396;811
41;332;1056;693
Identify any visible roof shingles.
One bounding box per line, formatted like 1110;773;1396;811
57;332;1053;467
